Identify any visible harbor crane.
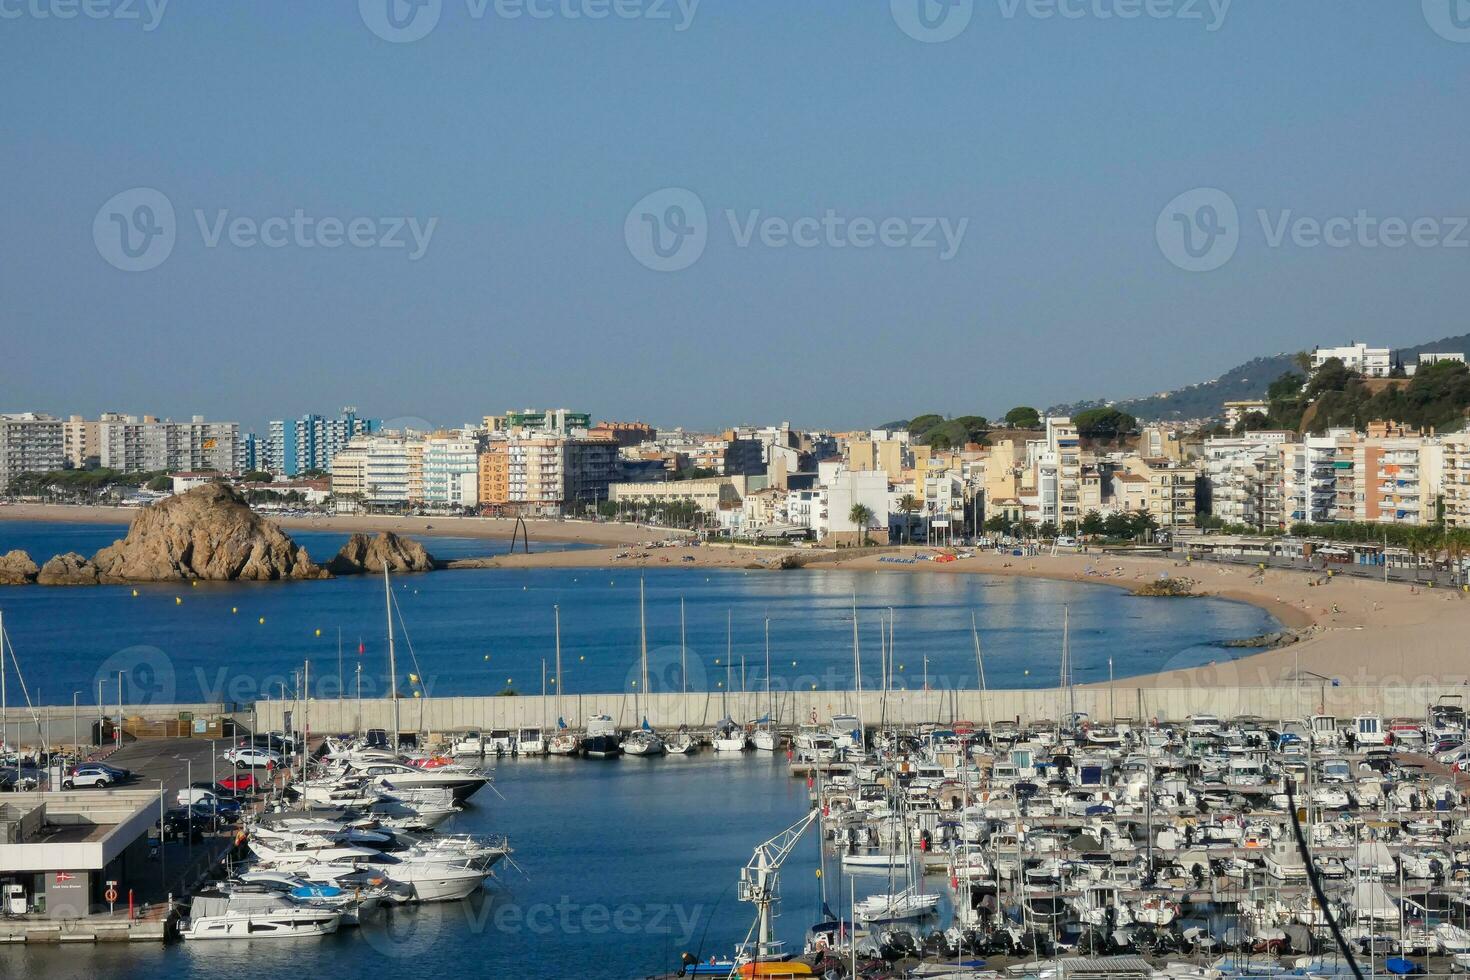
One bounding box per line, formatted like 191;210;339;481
736;807;820;963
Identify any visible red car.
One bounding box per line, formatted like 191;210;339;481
217;773;259;794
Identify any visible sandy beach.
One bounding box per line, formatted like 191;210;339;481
465;542;1470;692
0;502;686;547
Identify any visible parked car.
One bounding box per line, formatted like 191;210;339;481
63;763;123;789
215;773;259;794
223;747;283;769
153;807;205;843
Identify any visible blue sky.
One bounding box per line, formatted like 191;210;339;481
3;1;1469;431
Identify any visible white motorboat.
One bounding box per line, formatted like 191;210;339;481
344;760;491;802
517;727;547;756
284;847;499;903
450;731;485;756
854;887;940;923
180;893;341;940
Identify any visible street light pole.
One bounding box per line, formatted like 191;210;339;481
116;670;124;747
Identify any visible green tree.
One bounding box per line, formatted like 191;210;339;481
1004;406;1040;429
848;503;876;547
983;514;1009;534
1073;407;1138;440
1038;521;1058;540
897;494;921;544
1080;510;1105;537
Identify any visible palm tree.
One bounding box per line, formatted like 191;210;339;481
849;503;876;547
897;494;920;544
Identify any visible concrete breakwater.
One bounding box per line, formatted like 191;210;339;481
3;682;1453;745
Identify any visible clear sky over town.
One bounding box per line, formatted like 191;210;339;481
4;1;1469;430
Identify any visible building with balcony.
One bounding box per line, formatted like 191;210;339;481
1311;342;1392;378
265;410;380;477
95;415;239;474
0;413;65;491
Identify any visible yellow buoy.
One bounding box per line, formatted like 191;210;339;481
175;596;182;605
409;673;419;684
314;628;321;637
131;589;138;597
258;617;265;625
413;690;421;698
231;607;237;614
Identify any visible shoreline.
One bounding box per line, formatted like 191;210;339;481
5;503;1467;691
0;502;686;547
468;542;1470;691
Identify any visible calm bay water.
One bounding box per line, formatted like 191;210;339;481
0;521;1277;708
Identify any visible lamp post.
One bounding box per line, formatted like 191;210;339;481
116;670;124;747
72;691;80;759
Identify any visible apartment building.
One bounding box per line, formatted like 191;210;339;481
422;434;479;510
96;415;239;473
492;409;592;436
266;410;379;476
690;432;765;477
587;421;656;447
0;413;65;491
844;433;906;482
479;436;618;517
1443;432;1470;529
1337;423;1440;526
1281;433;1343;525
329;433;416;510
62;415;101;469
823;467;890;546
1123;457;1198;530
1312;342;1391;378
1201;433;1293;530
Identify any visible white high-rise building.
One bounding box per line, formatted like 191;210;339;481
0;413;65;491
422;435;479;510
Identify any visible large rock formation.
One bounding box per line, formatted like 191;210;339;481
37;552;101;585
88;484;326;582
328;532;435;575
0;550;40;585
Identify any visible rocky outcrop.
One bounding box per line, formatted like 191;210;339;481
1132;576;1201;598
327;532;435;575
88;484;326;582
37;552;101;585
0;550;40;585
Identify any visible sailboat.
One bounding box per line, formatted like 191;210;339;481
712;612;747;751
666;597;697;755
547;606;580;756
751;617;778;752
622;579;666;758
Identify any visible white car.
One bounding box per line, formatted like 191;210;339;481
223;747;283;769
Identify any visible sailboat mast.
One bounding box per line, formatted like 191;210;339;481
764;617;772;725
851;594;864;740
554;604;563;722
384;567;400;748
680;597;688;729
638;577;649;723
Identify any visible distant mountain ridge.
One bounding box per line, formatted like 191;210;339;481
1048;332;1470;422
